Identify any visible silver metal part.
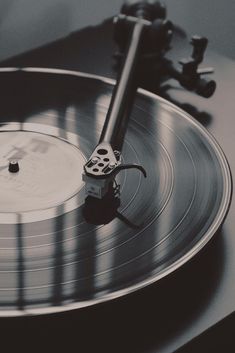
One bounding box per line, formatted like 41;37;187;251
82;173;113;199
83;142;121;198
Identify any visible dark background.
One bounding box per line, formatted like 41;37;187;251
0;0;234;62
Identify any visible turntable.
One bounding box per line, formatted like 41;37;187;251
0;1;234;352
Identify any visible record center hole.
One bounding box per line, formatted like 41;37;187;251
97;148;108;155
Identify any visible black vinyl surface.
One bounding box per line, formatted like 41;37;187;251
0;69;231;316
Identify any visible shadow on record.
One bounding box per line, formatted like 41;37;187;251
0;231;225;352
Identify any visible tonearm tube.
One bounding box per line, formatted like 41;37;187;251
83;0;216;202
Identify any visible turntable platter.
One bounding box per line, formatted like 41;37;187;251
0;68;231;316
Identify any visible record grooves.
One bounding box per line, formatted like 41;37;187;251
0;68;231;316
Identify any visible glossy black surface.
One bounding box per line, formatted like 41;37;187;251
0;68;231;315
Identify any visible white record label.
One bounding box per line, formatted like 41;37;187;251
0;130;86;222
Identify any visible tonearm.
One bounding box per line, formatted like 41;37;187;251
83;0;216;206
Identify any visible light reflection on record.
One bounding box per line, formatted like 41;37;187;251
0;68;231;316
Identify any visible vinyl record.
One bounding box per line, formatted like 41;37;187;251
0;68;231;316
